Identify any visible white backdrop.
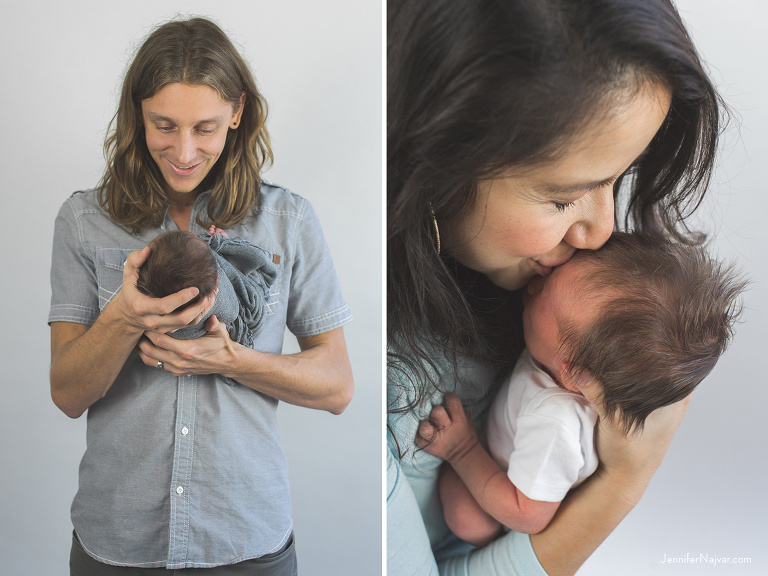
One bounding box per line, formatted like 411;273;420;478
580;1;768;574
0;1;382;575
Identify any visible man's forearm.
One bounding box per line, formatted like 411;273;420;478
223;329;354;414
50;305;143;418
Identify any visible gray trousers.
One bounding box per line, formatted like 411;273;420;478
70;532;298;576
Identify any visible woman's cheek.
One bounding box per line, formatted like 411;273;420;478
497;221;561;258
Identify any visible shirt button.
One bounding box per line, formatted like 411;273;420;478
181;427;189;435
176;486;184;495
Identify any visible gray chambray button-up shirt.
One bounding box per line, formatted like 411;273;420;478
49;182;352;569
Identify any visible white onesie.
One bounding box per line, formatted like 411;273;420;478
485;349;598;502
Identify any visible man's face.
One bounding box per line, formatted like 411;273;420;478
141;82;243;199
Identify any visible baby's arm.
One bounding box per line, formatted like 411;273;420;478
417;393;560;535
437;462;504;546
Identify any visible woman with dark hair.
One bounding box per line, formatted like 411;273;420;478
387;0;723;574
49;17;353;575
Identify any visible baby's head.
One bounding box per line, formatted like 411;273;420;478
137;230;218;312
522;232;746;433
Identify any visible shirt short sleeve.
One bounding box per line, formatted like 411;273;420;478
285;200;352;337
48;195;99;325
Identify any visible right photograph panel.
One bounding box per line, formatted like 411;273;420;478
386;0;766;573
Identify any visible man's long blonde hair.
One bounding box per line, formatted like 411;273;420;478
99;17;273;232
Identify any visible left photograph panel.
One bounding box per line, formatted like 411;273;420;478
0;2;382;575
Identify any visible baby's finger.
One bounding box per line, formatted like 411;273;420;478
428;404;450;427
416;420;436;445
443;393;465;419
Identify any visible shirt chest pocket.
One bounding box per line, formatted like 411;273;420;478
263;257;282;316
95;248;136;312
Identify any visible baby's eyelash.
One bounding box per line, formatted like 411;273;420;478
554;201;575;212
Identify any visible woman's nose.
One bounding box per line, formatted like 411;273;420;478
563;188;614;251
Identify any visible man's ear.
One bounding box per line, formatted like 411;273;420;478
230;92;246;128
558;362;592;393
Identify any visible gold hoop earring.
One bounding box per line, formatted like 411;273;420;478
429;203;441;255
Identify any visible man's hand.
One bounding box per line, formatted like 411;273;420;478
117;246;215;335
137;314;236;376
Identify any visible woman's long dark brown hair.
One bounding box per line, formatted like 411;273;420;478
387;0;727;416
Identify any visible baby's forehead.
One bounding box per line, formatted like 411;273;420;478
553;258;613;324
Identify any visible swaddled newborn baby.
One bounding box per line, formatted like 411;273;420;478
137;227;278;348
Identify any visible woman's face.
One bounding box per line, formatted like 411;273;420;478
443;83;672;291
141;82;244;202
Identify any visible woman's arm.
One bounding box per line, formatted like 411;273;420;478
529;379;691;576
137;318;354;414
436;386;689;576
50;247;214;418
387;447;441;576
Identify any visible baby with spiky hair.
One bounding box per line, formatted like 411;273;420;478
417;232;746;544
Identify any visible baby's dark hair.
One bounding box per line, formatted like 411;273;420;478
560;232;746;434
136;230;218;312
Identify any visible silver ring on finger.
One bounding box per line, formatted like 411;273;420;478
157;361;164;371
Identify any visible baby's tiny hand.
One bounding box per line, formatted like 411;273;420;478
415;394;479;463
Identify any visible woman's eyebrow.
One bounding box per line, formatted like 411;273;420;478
539;176;618;195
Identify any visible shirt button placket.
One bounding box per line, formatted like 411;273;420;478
167;375;196;568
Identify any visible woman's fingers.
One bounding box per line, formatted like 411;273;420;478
571;370;607;417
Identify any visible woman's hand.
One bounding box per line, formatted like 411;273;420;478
529;375;692;576
116;246;215;336
578;375;691;491
415;393;481;463
137;315;236;376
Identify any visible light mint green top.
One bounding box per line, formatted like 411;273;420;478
387;346;548;575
